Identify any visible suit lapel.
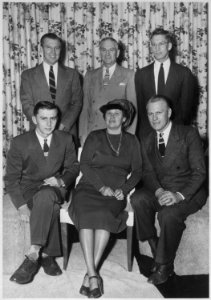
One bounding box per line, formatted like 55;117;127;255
149;63;156;95
165;62;176;95
34;64;52;102
163;124;181;165
110;65;122;84
56;64;69;102
28;131;47;167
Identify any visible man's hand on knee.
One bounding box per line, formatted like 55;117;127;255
18;204;30;222
158;191;182;206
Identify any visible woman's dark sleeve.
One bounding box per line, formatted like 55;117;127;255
79;132;105;191
121;136;142;195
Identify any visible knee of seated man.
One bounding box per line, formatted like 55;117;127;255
158;206;185;225
34;187;62;206
131;188;152;208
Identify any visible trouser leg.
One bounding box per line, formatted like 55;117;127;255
131;188;158;241
29;187;62;257
156;196;203;265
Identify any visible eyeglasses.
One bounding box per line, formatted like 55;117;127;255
151;42;168;48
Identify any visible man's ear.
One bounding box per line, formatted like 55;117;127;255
168;108;172;119
168;42;173;52
32;115;37;125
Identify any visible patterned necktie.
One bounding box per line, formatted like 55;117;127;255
157;63;165;94
43;139;49;157
103;68;110;85
158;133;165;157
49;65;56;102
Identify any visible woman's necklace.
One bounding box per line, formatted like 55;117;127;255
106;131;122;156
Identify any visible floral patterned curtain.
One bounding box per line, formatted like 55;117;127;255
3;2;208;170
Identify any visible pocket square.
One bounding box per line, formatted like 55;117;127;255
119;82;126;86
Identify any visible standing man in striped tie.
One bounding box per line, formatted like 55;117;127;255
131;95;207;285
79;37;137;146
135;28;196;140
20;33;83;147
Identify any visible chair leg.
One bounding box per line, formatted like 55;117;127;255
127;225;133;272
61;222;70;270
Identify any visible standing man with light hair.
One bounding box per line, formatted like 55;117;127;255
20;32;83;147
79;37;137;146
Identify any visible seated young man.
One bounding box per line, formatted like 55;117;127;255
5;101;79;284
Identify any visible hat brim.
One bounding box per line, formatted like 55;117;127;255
100;103;128;115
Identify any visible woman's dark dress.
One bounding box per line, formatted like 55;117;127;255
69;129;142;233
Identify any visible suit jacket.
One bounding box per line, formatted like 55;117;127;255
5;130;79;209
79;64;137;144
141;123;206;207
135;61;196;139
20;63;83;139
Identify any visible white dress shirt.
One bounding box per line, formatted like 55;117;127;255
35;130;52;150
43;61;58;87
103;63;116;79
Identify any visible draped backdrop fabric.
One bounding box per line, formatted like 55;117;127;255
2;2;208;171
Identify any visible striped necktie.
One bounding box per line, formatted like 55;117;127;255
158;133;165;157
49;65;56;102
103;68;110;85
43;139;49;157
157;63;165;94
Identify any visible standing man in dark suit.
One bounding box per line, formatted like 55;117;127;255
135;28;196;140
79;37;137;146
20;33;83;146
5;101;79;284
131;95;207;285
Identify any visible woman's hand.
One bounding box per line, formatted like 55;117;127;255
114;189;124;200
99;186;114;197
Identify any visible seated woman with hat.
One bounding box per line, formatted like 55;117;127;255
69;99;142;298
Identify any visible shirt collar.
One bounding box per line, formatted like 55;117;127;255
43;61;58;72
35;130;52;146
154;58;170;68
156;121;172;144
103;63;116;77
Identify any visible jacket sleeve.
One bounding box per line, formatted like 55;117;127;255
61;70;83;130
4;139;27;209
60;134;80;187
20;70;35;122
79;71;91;146
126;70;137;135
178;128;206;200
121;136;142;195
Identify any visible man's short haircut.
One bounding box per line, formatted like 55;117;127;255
150;28;172;43
99;37;119;50
33;101;60;117
147;94;173;111
40;33;62;47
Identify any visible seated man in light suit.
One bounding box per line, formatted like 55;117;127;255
5;101;79;284
79;37;137;145
131;95;207;285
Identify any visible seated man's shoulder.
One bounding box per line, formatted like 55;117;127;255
171;61;193;75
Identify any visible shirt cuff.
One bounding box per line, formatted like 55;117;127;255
176;192;185;200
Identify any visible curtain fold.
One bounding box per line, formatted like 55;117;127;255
2;2;208;170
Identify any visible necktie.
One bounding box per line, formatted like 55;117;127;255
158;133;165;157
157;63;165;94
103;68;110;85
43;139;49;157
49;65;56;102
